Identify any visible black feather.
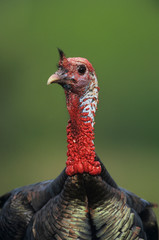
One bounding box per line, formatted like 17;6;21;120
0;160;158;239
57;48;65;60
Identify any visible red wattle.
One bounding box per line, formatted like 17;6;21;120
65;93;101;176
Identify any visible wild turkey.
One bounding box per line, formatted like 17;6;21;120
0;49;158;240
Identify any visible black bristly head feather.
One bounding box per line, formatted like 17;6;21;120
58;48;65;61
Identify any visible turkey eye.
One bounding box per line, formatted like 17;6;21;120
78;65;86;75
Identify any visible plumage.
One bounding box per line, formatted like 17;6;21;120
0;50;158;239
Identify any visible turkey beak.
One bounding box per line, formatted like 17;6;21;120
47;74;61;85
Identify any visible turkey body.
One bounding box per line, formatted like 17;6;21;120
0;156;158;240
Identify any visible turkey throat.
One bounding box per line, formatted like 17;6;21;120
65;79;101;176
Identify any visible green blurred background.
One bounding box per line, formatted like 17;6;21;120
0;1;159;220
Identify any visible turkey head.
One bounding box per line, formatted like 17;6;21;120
47;49;101;176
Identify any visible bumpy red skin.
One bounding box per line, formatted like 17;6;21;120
58;55;101;176
65;93;101;176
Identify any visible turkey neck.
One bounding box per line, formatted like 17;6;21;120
65;80;101;176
